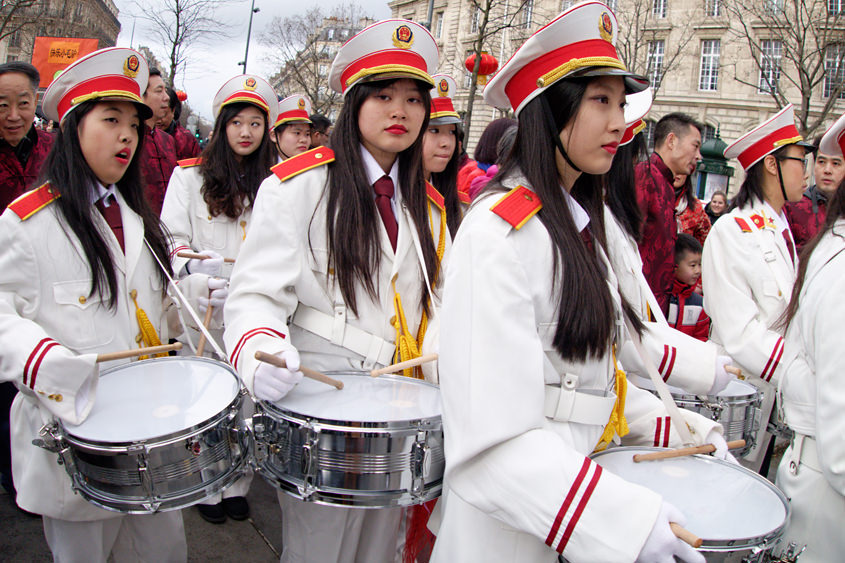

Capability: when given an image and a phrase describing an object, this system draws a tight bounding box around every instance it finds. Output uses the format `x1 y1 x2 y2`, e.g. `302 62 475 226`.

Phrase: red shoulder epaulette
458 190 471 205
734 217 752 233
426 182 445 211
271 147 335 182
8 183 59 220
490 185 542 229
177 157 202 168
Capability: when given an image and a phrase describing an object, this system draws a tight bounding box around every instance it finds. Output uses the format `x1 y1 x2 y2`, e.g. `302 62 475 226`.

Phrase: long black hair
200 101 275 219
40 100 171 309
427 122 462 237
605 133 646 240
318 77 437 316
486 77 641 362
781 176 845 330
731 145 792 211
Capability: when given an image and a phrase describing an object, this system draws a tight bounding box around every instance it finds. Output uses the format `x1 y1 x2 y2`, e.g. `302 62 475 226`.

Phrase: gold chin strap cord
390 200 447 379
594 345 630 453
130 289 167 359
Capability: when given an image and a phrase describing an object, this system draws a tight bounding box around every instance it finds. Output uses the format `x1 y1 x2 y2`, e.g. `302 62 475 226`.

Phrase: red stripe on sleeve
29 341 59 389
557 465 603 553
230 327 286 369
23 338 52 386
658 344 669 375
662 416 671 447
765 340 784 382
653 416 662 447
546 457 590 547
760 337 783 381
663 347 677 381
169 245 190 258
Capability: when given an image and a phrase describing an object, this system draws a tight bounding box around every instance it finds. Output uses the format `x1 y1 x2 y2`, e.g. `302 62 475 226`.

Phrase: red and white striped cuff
230 327 286 369
653 416 671 447
545 457 603 554
23 337 59 389
169 245 191 259
760 337 784 382
658 345 677 382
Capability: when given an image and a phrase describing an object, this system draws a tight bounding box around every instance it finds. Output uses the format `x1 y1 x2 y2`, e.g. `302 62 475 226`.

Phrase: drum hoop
260 371 442 430
63 357 243 449
590 447 790 551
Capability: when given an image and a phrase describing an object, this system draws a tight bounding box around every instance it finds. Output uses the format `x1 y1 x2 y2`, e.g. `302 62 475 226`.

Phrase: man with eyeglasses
785 134 844 252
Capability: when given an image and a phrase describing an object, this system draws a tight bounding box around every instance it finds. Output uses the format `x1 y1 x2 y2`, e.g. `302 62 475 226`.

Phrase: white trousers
42 511 186 563
278 492 401 563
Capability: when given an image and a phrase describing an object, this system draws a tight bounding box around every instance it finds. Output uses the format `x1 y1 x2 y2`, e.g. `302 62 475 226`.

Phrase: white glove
637 502 705 563
253 349 303 402
705 429 738 464
187 249 223 277
708 355 735 395
199 277 228 310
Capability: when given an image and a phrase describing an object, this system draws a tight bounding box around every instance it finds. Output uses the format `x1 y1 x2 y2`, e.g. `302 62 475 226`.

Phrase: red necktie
96 194 124 254
374 175 398 252
580 224 594 253
782 229 795 265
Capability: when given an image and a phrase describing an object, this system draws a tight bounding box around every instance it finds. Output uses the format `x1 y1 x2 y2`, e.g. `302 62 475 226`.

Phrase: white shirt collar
762 200 790 234
360 144 400 189
563 187 591 232
91 182 118 206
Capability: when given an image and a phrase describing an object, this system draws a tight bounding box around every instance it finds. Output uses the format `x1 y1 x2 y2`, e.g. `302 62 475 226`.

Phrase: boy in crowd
668 234 710 341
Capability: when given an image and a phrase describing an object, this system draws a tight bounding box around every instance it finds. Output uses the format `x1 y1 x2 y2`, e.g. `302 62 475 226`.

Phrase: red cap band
56 75 141 122
736 124 802 170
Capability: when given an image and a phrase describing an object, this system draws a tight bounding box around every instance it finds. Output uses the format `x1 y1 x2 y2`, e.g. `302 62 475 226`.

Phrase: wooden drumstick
96 342 182 363
725 365 744 380
370 354 438 377
195 305 214 356
632 440 746 463
176 251 236 264
670 523 703 549
254 351 344 390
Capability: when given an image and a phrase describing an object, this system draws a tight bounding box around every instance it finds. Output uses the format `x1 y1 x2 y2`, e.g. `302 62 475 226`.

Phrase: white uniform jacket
161 163 252 349
431 180 720 563
604 206 718 394
223 159 449 389
702 199 796 383
775 218 845 562
0 187 169 520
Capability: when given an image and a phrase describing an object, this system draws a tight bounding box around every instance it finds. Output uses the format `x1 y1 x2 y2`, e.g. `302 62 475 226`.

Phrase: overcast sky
112 0 392 121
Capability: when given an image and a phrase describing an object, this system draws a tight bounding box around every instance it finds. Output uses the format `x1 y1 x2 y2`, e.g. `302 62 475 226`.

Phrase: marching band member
432 4 723 561
776 111 845 563
604 91 734 396
0 48 185 562
269 94 313 162
160 74 277 524
223 19 448 562
423 74 464 236
702 104 814 472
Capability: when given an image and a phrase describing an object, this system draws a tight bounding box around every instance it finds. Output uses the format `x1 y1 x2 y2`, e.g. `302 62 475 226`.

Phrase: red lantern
464 52 499 76
176 90 188 102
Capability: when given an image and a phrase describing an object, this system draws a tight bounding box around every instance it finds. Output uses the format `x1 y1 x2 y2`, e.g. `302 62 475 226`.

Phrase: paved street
0 475 285 562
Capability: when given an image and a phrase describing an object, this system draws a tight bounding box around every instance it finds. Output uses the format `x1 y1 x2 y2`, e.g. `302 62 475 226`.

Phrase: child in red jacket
668 234 711 341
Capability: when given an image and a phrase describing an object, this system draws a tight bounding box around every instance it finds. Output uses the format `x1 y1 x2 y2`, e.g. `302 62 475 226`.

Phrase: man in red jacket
140 68 177 215
636 113 702 315
0 61 54 505
160 87 200 161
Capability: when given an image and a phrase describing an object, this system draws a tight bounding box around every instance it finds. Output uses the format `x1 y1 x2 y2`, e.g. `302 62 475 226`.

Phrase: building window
704 0 721 16
766 0 784 14
327 28 334 40
699 39 720 91
318 64 328 77
434 12 444 38
758 40 782 94
653 0 667 18
830 0 844 15
702 124 717 143
470 7 480 33
5 55 18 63
465 50 475 88
647 40 664 85
824 44 845 98
644 120 656 151
521 0 534 28
604 0 618 10
8 30 20 48
561 0 575 9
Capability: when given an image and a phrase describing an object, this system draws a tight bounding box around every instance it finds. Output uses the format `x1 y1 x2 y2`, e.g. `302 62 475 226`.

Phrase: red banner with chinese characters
31 37 99 87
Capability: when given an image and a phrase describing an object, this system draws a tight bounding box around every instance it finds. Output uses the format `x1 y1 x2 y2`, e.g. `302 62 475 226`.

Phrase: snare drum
39 357 248 513
631 376 761 456
252 372 444 508
591 447 789 562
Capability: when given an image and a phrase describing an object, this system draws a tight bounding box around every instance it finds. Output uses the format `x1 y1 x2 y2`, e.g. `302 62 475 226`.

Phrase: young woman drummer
160 74 277 524
423 74 463 237
776 111 845 563
431 4 727 561
223 19 448 562
0 48 185 561
702 104 814 473
269 94 313 162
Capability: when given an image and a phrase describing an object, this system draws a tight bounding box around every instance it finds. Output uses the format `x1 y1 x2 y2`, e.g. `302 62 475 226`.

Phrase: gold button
135 333 143 344
328 268 335 276
315 152 322 158
78 296 87 304
54 394 63 402
130 289 137 299
240 220 246 227
389 315 397 325
208 215 213 221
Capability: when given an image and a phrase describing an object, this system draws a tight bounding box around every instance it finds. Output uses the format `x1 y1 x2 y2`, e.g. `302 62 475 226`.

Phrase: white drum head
274 373 441 422
592 448 786 544
66 357 239 442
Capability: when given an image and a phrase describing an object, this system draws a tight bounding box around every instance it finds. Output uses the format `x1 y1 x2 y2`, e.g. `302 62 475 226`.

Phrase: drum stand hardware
411 428 433 501
766 541 805 562
35 421 77 474
298 422 320 501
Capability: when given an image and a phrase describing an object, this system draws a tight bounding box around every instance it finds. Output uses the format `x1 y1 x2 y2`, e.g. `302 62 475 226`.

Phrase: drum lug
702 399 724 418
35 422 77 475
298 424 319 501
411 429 431 500
136 453 159 511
